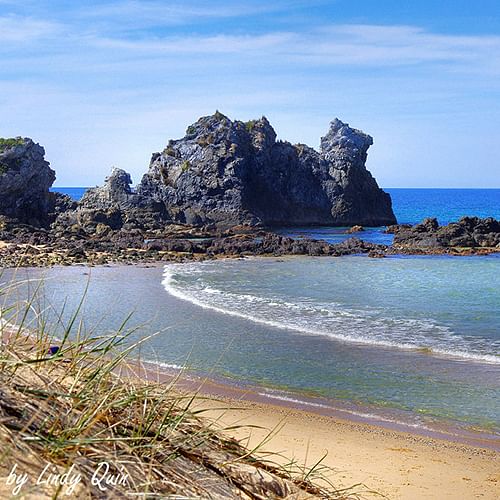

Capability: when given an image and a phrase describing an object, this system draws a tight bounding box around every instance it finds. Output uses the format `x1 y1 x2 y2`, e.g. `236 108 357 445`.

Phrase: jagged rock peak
177 111 277 148
136 112 396 227
79 167 135 210
320 118 373 163
105 167 133 193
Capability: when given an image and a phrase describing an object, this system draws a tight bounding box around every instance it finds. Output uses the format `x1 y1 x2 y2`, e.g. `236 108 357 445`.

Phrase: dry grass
0 275 369 499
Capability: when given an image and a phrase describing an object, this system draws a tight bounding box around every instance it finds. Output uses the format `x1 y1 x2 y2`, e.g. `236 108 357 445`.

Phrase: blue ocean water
386 188 500 225
51 187 89 200
5 186 498 442
276 188 500 244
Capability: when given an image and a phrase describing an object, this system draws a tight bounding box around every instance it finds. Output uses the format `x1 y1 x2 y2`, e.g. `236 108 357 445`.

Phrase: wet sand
1 327 498 499
128 361 500 499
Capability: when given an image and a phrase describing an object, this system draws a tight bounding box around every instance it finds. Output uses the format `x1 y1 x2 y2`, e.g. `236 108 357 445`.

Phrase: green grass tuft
245 120 257 132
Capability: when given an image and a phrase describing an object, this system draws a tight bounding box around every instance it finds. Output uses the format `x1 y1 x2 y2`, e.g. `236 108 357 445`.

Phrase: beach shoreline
124 360 500 499
133 360 500 451
1 323 499 498
196 395 500 499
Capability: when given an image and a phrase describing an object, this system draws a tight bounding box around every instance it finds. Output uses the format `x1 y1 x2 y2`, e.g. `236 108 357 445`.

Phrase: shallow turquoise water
3 255 499 436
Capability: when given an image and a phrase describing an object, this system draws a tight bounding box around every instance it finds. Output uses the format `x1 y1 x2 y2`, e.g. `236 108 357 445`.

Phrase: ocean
15 187 499 443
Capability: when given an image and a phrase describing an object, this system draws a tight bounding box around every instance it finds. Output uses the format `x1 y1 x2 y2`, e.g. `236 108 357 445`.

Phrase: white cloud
0 15 61 42
80 23 500 73
1 14 499 187
93 32 294 54
76 0 289 27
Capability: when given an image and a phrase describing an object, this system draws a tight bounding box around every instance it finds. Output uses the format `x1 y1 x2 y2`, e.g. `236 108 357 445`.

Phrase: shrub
186 125 196 135
245 120 257 133
181 160 191 172
197 134 214 147
0 137 24 152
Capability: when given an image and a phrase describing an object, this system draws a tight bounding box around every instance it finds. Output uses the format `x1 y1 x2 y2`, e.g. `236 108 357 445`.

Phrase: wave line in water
162 264 499 365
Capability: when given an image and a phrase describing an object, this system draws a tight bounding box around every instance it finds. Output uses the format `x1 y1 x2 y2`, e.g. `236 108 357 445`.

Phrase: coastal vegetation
0 137 25 153
245 119 257 132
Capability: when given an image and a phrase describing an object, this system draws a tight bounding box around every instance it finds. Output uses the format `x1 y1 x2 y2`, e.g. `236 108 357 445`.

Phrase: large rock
79 168 139 211
0 138 56 225
392 217 500 249
56 167 167 233
137 112 396 228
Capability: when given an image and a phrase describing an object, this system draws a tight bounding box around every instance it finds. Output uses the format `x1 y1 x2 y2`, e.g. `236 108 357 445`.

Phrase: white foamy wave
162 264 500 365
256 390 438 432
143 359 185 371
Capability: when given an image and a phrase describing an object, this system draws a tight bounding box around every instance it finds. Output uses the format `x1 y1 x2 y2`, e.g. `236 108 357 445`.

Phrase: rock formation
54 167 166 234
0 112 396 235
391 217 500 249
137 112 396 228
79 167 137 211
0 138 56 226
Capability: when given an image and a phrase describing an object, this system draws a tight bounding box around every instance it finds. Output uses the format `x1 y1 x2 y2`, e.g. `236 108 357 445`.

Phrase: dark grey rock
80 168 138 211
392 217 500 248
0 138 56 226
57 167 168 234
137 112 396 228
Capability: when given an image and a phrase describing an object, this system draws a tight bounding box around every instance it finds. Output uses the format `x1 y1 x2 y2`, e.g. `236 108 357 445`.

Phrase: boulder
346 225 364 233
79 168 139 211
58 167 168 234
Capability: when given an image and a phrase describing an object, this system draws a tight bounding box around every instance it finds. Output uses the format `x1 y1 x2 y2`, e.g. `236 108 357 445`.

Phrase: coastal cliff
137 112 396 227
1 118 498 267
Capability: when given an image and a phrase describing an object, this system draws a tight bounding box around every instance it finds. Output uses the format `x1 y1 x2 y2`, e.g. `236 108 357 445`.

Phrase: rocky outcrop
0 138 56 226
392 217 500 249
80 168 141 211
55 168 167 234
142 233 385 257
137 112 396 228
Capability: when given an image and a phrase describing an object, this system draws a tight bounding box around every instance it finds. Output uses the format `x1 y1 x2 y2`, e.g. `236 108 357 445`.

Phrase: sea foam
162 262 500 365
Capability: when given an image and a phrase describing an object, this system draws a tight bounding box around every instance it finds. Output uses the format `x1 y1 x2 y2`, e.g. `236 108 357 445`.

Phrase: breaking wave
162 262 500 365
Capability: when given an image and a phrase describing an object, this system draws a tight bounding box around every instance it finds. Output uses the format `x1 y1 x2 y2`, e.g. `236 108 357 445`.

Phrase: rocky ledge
1 216 498 267
388 217 500 251
0 138 56 226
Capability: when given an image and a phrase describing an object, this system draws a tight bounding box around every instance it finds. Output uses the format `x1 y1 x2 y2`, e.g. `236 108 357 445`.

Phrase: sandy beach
1 325 499 498
195 392 499 499
120 359 499 499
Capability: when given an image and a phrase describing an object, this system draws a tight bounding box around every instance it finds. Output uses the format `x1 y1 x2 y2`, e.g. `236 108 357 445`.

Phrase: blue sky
1 1 499 187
